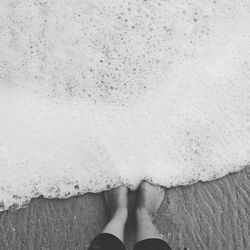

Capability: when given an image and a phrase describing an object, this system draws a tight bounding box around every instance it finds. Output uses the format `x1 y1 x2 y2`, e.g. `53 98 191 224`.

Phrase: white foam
0 0 250 211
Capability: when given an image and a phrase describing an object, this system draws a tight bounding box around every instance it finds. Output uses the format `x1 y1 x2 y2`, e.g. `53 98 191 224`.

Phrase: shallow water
0 0 250 211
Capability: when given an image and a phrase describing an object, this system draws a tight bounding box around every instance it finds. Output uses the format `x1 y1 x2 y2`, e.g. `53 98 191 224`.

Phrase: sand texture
0 166 249 250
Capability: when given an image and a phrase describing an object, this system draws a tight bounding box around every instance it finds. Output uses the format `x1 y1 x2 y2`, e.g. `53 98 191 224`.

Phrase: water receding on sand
0 0 250 211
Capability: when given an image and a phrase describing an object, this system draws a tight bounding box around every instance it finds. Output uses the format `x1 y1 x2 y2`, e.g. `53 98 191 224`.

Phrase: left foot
104 186 128 220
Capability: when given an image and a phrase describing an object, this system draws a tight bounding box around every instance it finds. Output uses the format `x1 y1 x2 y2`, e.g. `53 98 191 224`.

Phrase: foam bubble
0 0 250 211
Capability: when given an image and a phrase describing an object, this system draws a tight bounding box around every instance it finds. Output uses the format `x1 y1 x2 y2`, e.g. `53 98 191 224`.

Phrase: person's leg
134 181 172 250
89 186 128 250
102 186 128 241
135 181 164 242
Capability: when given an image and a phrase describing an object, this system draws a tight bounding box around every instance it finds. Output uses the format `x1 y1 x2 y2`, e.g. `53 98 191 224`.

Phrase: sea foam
0 0 250 211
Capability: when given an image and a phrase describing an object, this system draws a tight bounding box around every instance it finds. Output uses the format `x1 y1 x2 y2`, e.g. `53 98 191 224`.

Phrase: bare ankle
136 207 154 222
111 207 128 222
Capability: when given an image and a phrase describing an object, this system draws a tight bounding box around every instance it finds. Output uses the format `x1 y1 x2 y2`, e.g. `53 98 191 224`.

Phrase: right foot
136 181 165 221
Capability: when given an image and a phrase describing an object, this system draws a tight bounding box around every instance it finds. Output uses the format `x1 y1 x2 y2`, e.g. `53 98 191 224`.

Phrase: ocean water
0 0 250 211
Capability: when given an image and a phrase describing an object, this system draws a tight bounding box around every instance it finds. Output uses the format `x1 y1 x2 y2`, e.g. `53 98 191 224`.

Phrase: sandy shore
0 166 249 250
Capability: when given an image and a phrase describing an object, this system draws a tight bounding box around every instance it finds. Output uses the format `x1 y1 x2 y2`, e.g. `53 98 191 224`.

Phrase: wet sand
0 166 249 250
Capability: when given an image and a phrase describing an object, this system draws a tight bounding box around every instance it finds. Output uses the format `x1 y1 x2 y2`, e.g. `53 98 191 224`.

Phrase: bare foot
104 186 128 220
136 181 165 221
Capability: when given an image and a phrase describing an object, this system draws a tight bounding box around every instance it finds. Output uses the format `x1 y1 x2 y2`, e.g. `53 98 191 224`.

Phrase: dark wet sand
0 166 250 250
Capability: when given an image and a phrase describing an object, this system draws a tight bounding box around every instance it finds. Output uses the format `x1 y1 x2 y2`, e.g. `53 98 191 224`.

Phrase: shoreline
0 166 249 249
